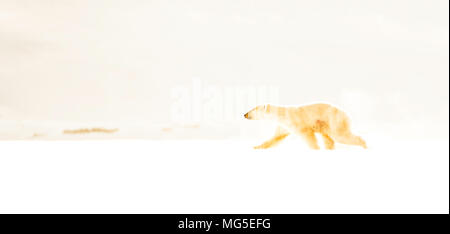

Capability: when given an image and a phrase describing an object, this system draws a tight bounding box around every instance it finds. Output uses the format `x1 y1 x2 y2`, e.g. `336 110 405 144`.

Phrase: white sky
0 1 448 135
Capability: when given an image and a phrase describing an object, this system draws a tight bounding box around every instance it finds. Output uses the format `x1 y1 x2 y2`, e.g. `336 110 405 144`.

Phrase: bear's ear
264 104 270 112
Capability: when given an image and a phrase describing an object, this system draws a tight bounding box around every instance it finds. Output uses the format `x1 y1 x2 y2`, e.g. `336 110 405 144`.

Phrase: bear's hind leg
334 133 367 149
331 116 367 149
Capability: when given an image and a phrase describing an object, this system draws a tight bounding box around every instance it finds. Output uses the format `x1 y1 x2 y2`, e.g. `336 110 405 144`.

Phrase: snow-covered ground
0 136 448 213
1 114 448 213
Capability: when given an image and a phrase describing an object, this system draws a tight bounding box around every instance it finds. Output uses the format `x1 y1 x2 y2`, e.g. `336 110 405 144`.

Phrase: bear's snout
244 112 249 119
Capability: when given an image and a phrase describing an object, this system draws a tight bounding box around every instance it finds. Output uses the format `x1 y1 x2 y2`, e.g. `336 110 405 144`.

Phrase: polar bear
244 103 367 150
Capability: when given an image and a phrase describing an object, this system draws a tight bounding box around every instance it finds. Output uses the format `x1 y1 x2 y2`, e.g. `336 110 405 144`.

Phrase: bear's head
244 104 271 120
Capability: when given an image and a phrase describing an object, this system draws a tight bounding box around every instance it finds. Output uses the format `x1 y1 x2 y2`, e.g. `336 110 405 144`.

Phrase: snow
0 137 448 213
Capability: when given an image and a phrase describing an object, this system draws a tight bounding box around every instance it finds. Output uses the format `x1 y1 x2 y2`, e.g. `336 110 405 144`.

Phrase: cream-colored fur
244 103 367 150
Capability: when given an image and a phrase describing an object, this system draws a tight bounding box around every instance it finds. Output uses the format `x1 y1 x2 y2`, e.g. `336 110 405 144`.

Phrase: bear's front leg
254 126 289 149
321 133 335 150
298 129 320 150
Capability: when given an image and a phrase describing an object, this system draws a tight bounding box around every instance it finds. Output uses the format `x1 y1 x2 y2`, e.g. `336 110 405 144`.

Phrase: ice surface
0 137 448 213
